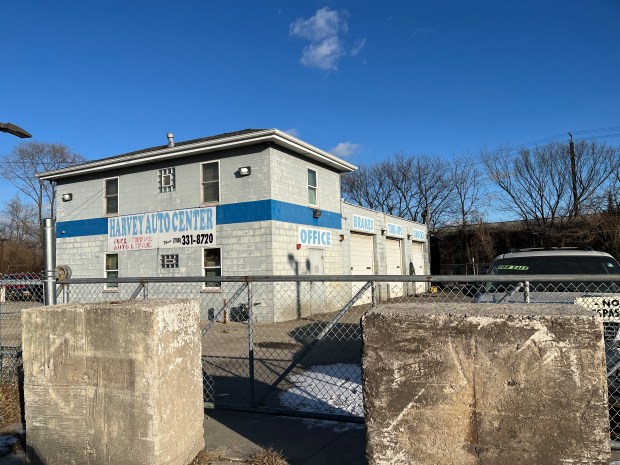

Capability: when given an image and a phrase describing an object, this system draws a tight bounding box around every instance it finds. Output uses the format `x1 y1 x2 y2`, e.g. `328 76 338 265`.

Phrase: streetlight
0 122 31 138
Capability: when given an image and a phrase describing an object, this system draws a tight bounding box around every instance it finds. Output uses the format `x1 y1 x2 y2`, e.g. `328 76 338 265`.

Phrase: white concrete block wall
270 147 341 213
57 146 273 221
269 220 345 321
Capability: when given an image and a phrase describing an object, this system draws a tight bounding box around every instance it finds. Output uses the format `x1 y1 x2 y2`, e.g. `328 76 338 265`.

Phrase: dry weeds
244 448 289 465
190 447 289 465
0 382 21 428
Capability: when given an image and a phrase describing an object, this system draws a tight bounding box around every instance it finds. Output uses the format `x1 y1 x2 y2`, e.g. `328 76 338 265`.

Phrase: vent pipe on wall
167 133 175 147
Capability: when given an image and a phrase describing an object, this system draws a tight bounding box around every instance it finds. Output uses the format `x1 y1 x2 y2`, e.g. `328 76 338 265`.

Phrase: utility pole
568 133 579 216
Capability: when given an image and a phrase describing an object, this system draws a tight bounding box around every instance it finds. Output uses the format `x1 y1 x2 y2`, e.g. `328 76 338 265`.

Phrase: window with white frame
203 247 221 288
201 161 220 203
161 254 179 269
158 167 175 192
105 253 118 289
105 178 119 215
307 168 318 206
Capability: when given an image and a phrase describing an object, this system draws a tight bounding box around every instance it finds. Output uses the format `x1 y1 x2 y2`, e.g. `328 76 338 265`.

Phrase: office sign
298 226 332 248
108 207 216 251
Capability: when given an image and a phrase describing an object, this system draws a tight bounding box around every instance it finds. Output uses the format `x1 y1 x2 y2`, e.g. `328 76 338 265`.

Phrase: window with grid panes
307 168 318 206
105 178 118 214
158 168 175 192
105 253 118 289
161 254 179 269
201 161 220 203
203 247 221 288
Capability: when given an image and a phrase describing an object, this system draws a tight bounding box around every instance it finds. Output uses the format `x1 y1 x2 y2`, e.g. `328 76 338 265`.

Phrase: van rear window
491 256 620 275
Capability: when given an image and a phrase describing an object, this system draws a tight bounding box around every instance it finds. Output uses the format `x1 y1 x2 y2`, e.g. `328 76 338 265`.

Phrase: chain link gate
3 274 620 440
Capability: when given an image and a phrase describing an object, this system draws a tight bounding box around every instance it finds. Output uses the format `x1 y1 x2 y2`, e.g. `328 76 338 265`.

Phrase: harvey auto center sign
108 207 216 251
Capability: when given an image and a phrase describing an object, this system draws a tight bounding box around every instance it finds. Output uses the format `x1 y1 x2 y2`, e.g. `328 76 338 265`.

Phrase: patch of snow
300 418 365 432
279 363 363 416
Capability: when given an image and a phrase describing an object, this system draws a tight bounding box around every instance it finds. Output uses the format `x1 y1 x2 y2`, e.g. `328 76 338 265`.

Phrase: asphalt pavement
3 411 620 464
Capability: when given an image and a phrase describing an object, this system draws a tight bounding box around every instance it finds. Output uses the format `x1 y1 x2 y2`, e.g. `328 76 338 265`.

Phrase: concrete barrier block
22 299 204 465
362 303 610 465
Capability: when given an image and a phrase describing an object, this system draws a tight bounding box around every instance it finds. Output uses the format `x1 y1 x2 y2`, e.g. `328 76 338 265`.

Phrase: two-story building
38 129 428 321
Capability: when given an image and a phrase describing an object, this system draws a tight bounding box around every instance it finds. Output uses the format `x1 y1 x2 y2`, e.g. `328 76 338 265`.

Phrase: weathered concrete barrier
22 300 204 465
362 303 610 465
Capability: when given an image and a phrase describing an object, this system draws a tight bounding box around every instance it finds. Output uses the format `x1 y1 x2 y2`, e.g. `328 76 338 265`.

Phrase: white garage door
386 238 404 298
350 233 374 305
411 241 426 294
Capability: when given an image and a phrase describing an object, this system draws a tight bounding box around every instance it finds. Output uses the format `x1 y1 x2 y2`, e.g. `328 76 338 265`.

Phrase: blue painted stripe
57 218 108 238
57 200 342 238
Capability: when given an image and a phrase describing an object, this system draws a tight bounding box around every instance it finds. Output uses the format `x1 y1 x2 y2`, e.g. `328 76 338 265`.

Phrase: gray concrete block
22 299 204 465
362 303 610 465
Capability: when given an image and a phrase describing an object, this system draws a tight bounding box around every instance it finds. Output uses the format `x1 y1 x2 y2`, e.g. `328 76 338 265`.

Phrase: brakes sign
575 296 620 320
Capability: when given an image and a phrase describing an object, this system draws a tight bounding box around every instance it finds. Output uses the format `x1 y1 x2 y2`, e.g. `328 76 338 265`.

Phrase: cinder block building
39 129 428 321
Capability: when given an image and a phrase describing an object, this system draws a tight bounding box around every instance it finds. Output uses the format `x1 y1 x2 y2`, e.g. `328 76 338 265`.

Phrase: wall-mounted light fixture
407 234 412 240
339 234 345 242
313 209 322 218
381 229 386 235
239 166 251 176
62 193 73 202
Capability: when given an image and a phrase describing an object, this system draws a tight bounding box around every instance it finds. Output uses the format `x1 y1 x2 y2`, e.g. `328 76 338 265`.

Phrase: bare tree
0 195 41 273
570 140 620 214
341 163 397 213
1 141 85 232
410 155 455 229
446 154 488 267
1 195 39 243
483 141 620 233
342 153 456 229
450 154 486 227
483 143 569 231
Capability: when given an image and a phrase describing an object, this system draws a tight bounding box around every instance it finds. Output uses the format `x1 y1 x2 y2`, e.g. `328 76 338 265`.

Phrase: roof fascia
38 129 357 181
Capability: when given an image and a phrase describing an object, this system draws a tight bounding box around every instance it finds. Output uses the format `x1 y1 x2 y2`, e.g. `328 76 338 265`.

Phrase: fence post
371 281 377 308
42 218 57 306
247 281 256 408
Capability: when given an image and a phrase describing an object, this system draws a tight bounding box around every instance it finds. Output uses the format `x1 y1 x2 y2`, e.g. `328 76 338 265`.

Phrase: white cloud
330 142 360 158
300 36 345 71
284 128 300 138
290 7 346 42
350 38 366 57
290 7 363 71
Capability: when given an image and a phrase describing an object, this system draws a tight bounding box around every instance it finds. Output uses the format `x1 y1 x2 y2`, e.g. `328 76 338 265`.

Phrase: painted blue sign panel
298 226 332 248
108 207 216 251
411 228 427 242
352 214 375 233
386 222 404 237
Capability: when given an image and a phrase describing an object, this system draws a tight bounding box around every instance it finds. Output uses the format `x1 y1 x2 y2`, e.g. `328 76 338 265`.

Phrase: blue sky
1 0 619 208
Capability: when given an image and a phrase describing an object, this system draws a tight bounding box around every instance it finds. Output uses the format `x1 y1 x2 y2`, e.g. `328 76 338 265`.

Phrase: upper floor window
158 167 175 193
201 161 220 203
307 168 318 206
105 178 119 215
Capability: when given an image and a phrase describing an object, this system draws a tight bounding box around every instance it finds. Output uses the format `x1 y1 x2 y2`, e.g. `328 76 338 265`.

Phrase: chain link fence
2 273 620 436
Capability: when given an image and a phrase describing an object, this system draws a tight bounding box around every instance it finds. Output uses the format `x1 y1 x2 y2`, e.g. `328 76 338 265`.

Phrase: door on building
308 248 325 315
350 233 374 305
385 238 404 299
411 241 426 295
